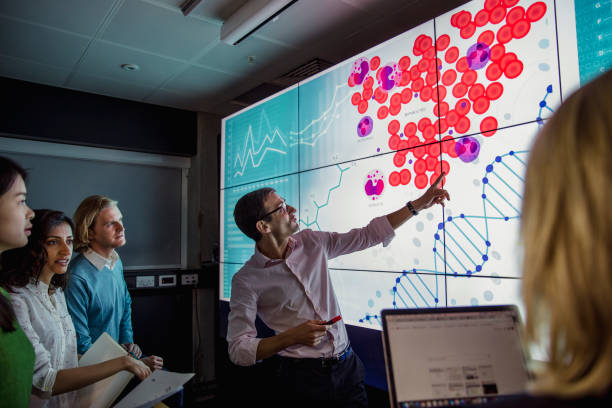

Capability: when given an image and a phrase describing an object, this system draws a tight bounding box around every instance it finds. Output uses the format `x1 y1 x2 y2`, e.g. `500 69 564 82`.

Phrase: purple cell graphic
364 170 385 200
455 136 481 163
357 116 374 138
377 63 401 91
351 58 369 85
466 42 491 70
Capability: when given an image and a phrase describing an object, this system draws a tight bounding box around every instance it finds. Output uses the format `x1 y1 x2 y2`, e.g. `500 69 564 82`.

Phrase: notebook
381 305 530 407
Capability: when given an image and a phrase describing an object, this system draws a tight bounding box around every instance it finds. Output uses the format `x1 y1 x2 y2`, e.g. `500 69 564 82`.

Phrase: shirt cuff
229 337 262 367
35 366 57 394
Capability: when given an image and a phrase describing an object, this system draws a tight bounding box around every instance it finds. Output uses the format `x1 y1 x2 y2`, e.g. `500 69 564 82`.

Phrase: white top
83 248 119 271
11 280 79 408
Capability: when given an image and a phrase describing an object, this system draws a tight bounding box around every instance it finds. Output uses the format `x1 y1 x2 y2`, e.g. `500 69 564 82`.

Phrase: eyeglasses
258 199 287 221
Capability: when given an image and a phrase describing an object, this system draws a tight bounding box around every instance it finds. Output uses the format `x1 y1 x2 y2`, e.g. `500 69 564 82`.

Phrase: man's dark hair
233 188 275 242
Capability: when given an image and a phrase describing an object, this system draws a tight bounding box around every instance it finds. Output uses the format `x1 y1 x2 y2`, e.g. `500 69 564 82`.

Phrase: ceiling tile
161 64 242 97
196 35 291 77
0 55 71 87
0 0 115 36
74 40 186 88
68 72 158 102
0 16 90 69
102 0 220 61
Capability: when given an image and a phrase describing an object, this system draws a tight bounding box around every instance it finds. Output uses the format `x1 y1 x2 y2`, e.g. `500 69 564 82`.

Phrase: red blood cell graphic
399 56 411 70
397 140 409 150
413 146 426 159
400 71 411 86
478 30 495 45
502 0 520 7
374 87 388 103
434 101 450 117
480 116 498 136
388 119 400 134
468 83 485 101
415 174 429 189
400 169 412 185
410 66 420 80
424 48 436 59
445 47 460 63
351 92 361 105
526 2 547 22
461 22 477 39
428 59 438 74
407 136 420 148
500 52 517 70
456 57 469 72
497 24 513 43
512 19 531 39
486 82 504 100
404 122 417 136
486 62 503 80
358 100 369 114
389 172 401 186
417 58 429 72
370 56 381 70
473 95 490 114
430 172 444 186
436 34 451 50
389 104 402 116
401 88 413 104
364 76 374 89
348 75 355 87
506 6 525 25
416 35 433 53
388 134 400 150
455 11 472 28
426 72 437 86
475 10 490 27
414 159 427 174
377 105 388 119
412 77 424 91
489 6 507 24
446 110 459 126
441 160 450 174
435 118 449 134
462 70 478 86
504 60 523 78
390 93 402 106
490 44 505 61
426 156 439 171
442 69 457 86
455 116 471 134
484 0 499 12
453 82 468 97
423 125 436 140
428 143 442 157
394 152 406 167
445 139 459 158
418 117 432 131
456 98 471 116
420 86 433 101
362 87 373 100
432 85 447 102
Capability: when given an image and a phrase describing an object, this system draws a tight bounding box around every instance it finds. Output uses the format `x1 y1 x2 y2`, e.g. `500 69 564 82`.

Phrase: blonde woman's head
73 195 118 253
521 69 612 397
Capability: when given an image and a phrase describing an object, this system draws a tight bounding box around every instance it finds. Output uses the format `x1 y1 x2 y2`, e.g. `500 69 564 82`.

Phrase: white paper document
78 332 133 408
113 370 195 408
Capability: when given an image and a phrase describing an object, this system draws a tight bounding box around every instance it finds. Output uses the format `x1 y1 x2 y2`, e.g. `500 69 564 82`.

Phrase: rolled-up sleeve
11 295 57 394
320 215 395 259
226 274 261 366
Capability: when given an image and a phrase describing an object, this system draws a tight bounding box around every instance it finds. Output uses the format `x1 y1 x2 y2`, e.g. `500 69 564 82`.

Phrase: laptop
381 305 530 407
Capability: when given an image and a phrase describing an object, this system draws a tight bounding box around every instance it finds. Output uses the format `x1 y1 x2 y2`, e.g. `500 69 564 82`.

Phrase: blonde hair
73 195 118 253
521 69 612 397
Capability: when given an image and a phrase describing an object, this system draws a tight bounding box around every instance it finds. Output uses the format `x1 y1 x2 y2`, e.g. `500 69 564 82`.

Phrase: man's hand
121 343 142 359
414 172 450 210
140 355 164 371
287 320 329 347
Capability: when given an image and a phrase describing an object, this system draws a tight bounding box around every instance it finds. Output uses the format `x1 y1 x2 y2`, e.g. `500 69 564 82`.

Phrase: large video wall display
220 0 612 329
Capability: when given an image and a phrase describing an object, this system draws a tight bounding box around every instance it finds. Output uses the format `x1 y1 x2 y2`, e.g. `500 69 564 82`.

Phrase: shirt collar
83 248 119 271
252 236 298 267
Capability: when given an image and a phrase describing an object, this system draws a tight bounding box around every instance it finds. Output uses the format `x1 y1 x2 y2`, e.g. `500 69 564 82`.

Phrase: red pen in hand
325 315 342 325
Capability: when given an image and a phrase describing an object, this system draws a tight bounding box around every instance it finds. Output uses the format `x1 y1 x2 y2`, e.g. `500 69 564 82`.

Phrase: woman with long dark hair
0 155 35 407
1 209 152 407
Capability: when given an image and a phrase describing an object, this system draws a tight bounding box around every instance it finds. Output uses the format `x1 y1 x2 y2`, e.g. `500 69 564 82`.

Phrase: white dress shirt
11 280 79 408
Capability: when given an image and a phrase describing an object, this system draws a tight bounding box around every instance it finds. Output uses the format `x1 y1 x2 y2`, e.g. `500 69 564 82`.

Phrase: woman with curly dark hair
1 209 152 408
0 155 35 408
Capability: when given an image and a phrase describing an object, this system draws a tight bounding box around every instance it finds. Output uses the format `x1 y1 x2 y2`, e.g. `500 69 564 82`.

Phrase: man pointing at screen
227 173 449 407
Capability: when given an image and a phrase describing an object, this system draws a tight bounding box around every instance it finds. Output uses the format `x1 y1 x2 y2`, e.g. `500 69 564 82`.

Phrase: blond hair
73 195 118 253
521 69 612 397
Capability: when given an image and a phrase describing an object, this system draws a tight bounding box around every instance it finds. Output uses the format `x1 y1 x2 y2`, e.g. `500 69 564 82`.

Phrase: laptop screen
382 306 529 407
